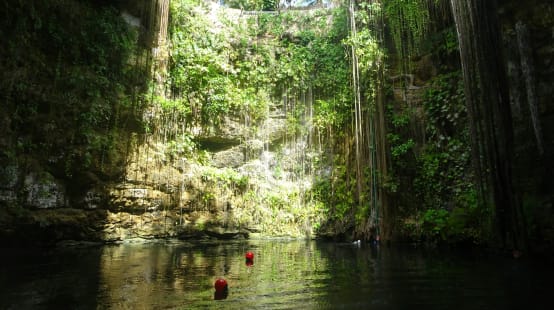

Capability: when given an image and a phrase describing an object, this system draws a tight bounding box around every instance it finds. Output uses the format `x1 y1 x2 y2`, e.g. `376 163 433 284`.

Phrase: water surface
0 240 550 309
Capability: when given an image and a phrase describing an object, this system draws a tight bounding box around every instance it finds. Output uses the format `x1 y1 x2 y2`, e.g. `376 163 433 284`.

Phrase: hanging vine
341 0 387 239
384 0 430 73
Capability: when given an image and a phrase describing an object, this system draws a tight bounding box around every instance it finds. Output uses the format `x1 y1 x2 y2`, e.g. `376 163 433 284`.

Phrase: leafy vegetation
225 0 277 11
384 0 430 65
0 0 146 187
168 0 273 129
389 69 483 243
0 0 517 246
164 0 356 236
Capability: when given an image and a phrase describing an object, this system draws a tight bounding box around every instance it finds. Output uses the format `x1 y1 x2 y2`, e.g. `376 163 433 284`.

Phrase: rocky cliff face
0 107 319 244
1 0 552 247
0 0 325 244
499 0 554 249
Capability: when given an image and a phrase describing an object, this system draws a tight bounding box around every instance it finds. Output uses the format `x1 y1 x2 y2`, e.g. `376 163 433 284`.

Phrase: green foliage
201 192 215 206
437 27 459 56
384 0 430 60
414 72 471 210
302 3 387 230
169 0 282 129
344 28 382 75
0 0 144 181
168 1 353 138
419 191 486 243
386 100 417 171
388 131 415 158
225 0 275 11
402 71 480 242
313 99 343 130
422 208 449 238
166 134 197 160
423 72 466 139
169 0 231 126
311 164 356 223
201 167 249 192
266 193 287 210
167 2 387 236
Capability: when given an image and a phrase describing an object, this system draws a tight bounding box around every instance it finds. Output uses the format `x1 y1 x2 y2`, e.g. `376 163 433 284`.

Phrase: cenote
1 240 551 309
1 0 553 309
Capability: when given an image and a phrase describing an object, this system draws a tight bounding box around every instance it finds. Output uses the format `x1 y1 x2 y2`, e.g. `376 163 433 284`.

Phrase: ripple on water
1 241 552 309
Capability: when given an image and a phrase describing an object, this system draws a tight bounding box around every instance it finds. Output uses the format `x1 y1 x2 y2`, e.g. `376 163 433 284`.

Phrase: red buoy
214 278 228 292
245 251 254 260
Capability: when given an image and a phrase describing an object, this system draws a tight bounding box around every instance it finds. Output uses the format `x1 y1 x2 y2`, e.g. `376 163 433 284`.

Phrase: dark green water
0 240 550 309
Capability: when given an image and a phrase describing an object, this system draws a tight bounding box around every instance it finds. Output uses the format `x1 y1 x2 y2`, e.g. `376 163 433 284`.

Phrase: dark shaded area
0 0 153 244
0 0 148 193
317 242 554 309
0 208 108 247
196 137 242 152
497 0 554 255
1 240 552 309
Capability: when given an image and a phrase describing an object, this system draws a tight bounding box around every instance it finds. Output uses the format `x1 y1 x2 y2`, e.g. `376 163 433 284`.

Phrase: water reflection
245 251 254 267
0 240 552 309
213 278 228 300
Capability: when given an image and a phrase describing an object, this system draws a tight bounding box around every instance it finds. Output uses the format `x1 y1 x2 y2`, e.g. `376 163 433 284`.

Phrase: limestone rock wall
499 0 554 249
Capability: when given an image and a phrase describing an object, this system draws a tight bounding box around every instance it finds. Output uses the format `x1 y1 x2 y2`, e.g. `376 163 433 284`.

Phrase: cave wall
498 0 554 250
1 0 552 248
0 1 329 245
379 0 553 249
0 0 159 245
